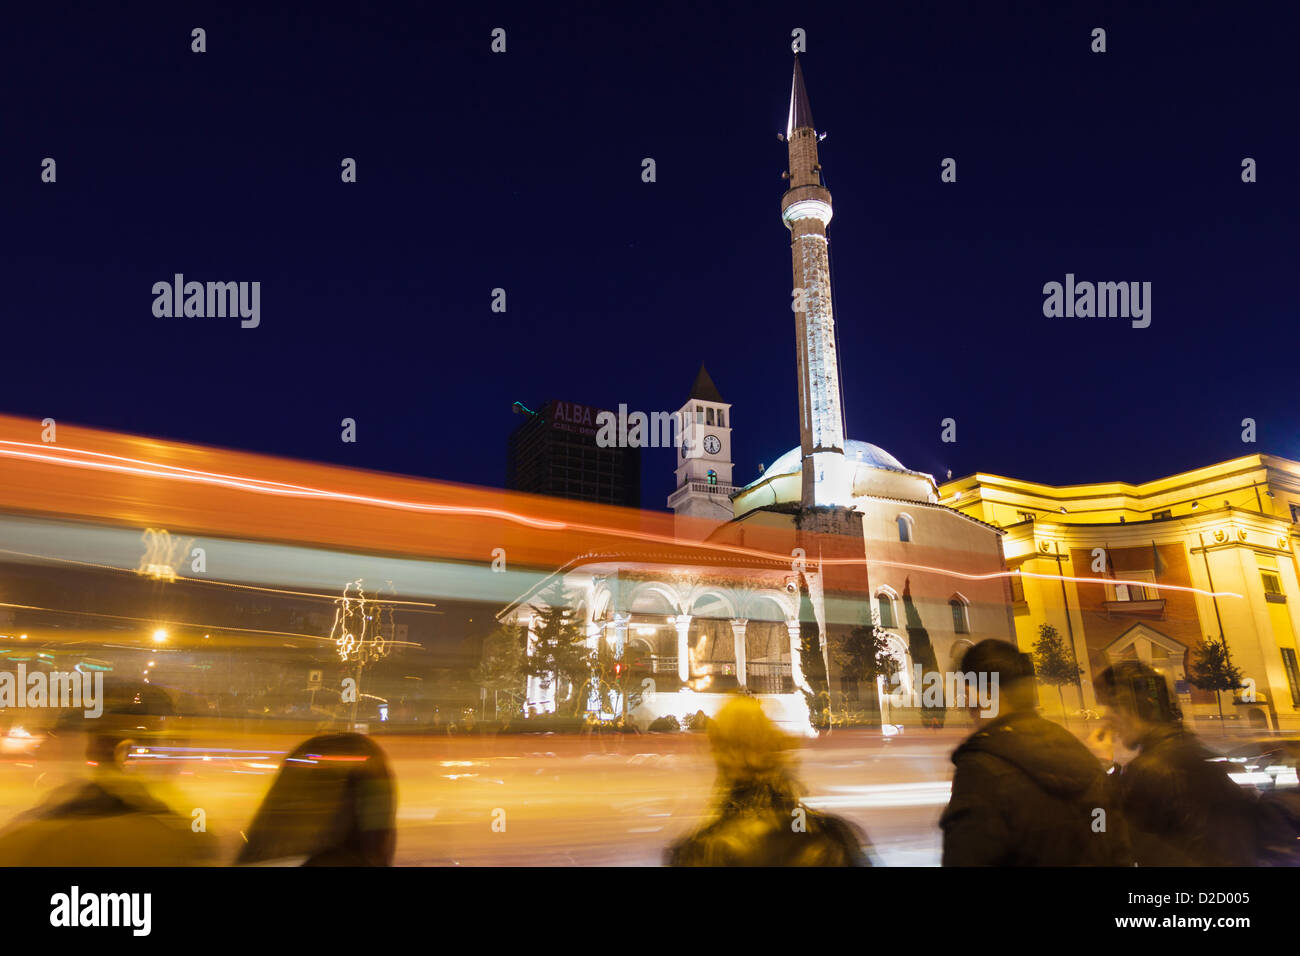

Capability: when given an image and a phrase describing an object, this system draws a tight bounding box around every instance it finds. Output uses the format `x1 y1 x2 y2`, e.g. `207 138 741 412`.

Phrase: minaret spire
781 57 849 508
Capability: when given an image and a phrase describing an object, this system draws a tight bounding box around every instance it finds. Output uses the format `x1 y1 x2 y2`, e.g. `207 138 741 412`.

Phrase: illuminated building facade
940 454 1300 731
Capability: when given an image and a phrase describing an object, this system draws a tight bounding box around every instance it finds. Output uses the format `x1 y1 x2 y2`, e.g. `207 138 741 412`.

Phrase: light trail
0 545 442 610
0 601 420 649
0 441 568 530
0 440 1245 602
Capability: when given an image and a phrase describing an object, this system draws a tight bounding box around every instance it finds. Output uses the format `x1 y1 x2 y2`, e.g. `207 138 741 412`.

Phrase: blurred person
1094 661 1257 866
0 680 220 866
237 733 396 866
666 695 872 866
940 639 1130 866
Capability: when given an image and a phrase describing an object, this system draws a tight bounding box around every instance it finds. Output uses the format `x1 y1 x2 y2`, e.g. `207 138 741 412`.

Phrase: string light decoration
330 579 395 666
136 528 192 582
329 579 395 724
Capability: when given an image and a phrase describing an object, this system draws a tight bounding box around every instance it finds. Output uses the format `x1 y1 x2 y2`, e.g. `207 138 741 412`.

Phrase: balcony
665 481 738 512
1102 598 1166 619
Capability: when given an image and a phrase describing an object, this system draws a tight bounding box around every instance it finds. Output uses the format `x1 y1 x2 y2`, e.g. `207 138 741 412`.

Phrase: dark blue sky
5 0 1297 509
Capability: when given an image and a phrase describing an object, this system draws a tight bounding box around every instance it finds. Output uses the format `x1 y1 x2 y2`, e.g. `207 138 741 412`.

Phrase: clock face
703 434 721 455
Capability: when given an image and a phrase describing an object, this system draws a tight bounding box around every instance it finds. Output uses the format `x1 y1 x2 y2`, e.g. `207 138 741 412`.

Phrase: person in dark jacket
666 695 872 866
940 639 1131 866
238 733 397 866
0 681 220 866
1094 661 1257 866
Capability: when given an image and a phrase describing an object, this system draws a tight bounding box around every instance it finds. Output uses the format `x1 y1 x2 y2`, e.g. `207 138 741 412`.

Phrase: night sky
5 1 1297 510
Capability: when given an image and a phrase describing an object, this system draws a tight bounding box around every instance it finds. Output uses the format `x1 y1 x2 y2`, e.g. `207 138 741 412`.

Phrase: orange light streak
0 438 1245 603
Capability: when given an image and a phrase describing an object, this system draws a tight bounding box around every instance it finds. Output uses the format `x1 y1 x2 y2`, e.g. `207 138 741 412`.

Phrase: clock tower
667 364 735 531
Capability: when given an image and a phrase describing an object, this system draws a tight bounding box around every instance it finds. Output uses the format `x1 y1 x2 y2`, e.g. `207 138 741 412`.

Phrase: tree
834 611 901 725
902 580 944 728
590 636 647 719
1032 623 1082 721
525 583 592 715
472 624 527 719
796 587 831 729
1187 634 1244 731
799 625 831 728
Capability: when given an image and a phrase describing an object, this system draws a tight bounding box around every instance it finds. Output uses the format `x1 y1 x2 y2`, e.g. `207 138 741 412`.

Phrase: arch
879 632 913 696
742 590 796 623
948 592 970 634
949 638 975 670
875 585 899 629
896 513 915 542
626 581 681 617
688 587 739 621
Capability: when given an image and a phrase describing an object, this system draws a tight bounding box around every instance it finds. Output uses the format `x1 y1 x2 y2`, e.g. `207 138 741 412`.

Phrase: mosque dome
732 438 938 517
761 439 907 479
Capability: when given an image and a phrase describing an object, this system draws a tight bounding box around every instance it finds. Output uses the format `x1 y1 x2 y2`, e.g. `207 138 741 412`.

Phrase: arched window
949 594 970 634
875 590 897 629
897 514 914 542
706 469 717 486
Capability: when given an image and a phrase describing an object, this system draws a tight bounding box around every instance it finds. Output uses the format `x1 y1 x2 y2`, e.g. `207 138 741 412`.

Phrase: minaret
781 56 850 509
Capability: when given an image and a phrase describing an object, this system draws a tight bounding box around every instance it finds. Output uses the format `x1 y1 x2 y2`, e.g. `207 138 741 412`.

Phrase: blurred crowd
0 639 1295 866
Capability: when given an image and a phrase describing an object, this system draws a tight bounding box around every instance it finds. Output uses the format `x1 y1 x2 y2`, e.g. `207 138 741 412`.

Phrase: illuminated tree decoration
330 579 395 666
136 528 192 582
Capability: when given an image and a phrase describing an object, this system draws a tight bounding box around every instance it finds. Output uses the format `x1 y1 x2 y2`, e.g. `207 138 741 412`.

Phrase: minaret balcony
781 184 832 219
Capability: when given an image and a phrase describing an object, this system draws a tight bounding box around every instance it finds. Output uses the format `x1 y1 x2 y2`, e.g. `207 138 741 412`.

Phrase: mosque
501 57 1017 733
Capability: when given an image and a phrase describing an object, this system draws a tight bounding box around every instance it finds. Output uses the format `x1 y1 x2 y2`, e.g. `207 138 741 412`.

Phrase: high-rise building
506 399 640 507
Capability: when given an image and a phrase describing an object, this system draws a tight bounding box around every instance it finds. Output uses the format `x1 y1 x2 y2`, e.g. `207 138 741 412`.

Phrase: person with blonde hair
666 695 872 866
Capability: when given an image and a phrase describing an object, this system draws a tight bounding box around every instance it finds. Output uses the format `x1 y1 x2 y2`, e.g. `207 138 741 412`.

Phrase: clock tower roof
687 363 725 405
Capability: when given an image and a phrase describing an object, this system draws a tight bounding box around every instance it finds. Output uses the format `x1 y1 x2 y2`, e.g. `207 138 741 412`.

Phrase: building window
1104 570 1156 602
876 592 896 629
950 596 970 634
1291 504 1300 524
1009 572 1026 604
1262 571 1285 602
706 408 714 425
706 469 717 486
717 410 726 427
695 405 704 424
897 514 914 542
1152 509 1172 521
1282 648 1300 707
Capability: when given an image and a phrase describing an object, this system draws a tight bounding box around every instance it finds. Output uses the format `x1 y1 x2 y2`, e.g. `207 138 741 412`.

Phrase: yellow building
939 454 1300 732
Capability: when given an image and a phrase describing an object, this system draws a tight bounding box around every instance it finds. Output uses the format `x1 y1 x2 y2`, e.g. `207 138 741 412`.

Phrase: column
730 619 748 688
786 618 811 694
676 614 692 683
525 617 543 714
612 612 630 657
